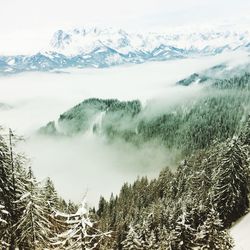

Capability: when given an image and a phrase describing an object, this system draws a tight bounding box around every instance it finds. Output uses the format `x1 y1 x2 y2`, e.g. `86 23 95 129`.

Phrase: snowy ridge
0 27 250 74
49 27 250 56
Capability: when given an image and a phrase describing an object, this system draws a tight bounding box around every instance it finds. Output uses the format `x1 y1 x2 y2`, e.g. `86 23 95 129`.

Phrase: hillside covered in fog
1 0 250 247
1 66 250 248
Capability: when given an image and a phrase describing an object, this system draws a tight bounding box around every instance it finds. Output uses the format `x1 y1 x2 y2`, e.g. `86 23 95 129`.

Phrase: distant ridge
0 27 250 74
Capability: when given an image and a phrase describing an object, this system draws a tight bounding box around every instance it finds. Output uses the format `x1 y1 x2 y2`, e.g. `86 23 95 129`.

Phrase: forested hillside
1 71 250 249
41 73 250 156
3 112 249 248
95 117 250 249
1 0 250 248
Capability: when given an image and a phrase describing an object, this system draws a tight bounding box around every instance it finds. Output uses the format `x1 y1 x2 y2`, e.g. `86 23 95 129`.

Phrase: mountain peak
0 26 250 74
48 26 250 56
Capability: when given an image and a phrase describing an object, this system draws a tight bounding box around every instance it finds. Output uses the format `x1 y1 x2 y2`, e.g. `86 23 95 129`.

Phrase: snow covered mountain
1 27 250 74
49 27 250 56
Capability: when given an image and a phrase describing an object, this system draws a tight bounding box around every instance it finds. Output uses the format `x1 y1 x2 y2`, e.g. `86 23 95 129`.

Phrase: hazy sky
0 0 249 54
1 0 250 32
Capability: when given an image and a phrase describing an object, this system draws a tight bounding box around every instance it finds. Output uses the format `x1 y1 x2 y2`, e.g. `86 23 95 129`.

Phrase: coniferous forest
1 72 250 249
1 0 250 248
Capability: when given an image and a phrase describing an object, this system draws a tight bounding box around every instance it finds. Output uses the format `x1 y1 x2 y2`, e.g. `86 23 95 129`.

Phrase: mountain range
1 27 250 74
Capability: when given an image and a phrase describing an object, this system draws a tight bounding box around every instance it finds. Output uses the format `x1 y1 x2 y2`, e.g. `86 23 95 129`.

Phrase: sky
0 0 250 54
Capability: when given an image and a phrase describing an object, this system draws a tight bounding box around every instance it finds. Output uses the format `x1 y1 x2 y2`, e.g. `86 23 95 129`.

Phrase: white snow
48 26 250 57
230 212 250 250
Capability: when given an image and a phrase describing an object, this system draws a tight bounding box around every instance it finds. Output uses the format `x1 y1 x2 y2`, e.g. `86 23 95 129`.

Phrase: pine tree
157 167 174 199
15 167 53 249
239 115 250 146
43 177 60 213
174 160 192 199
42 177 68 238
169 211 195 250
0 132 21 249
53 200 111 249
122 220 159 250
138 218 159 250
122 225 143 250
195 208 233 249
212 139 249 226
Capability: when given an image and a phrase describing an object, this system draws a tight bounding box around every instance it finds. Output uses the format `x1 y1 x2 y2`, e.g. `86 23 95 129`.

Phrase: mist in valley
0 52 246 205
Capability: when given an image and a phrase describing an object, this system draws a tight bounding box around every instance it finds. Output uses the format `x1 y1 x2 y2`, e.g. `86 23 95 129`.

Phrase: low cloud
0 52 245 205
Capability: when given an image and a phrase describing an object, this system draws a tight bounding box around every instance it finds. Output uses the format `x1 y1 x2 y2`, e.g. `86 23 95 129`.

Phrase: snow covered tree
156 167 175 199
122 221 159 250
195 208 233 249
53 200 111 249
172 160 194 201
41 177 70 238
122 225 143 250
0 131 21 249
138 218 159 249
122 209 173 250
168 211 195 250
212 139 249 226
15 167 53 249
239 115 250 146
43 177 60 213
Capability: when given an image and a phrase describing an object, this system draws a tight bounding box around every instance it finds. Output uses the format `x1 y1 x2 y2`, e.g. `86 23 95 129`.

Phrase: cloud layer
0 53 245 205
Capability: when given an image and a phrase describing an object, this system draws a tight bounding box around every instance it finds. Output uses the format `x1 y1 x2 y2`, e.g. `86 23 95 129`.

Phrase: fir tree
0 132 21 249
195 208 233 249
15 167 53 249
54 200 110 249
122 225 143 250
212 139 249 226
169 211 195 250
43 177 60 213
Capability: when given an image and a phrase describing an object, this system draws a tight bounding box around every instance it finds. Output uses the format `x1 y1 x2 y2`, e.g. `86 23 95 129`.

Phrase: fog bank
0 52 246 205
